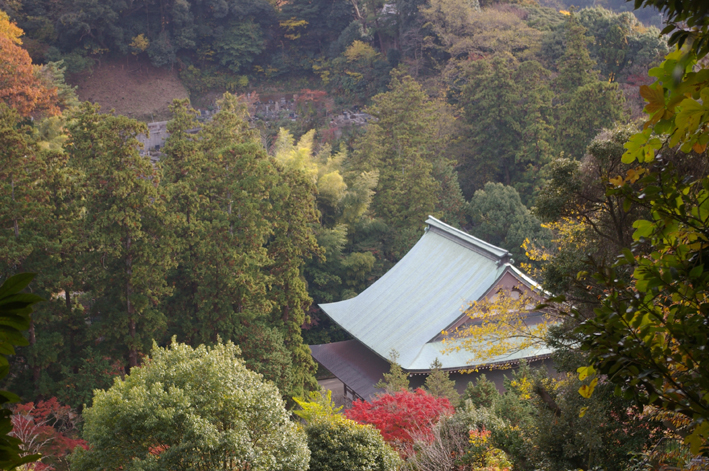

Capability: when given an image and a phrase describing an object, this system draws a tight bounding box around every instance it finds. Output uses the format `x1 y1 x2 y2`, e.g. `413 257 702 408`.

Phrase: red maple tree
345 388 454 456
10 398 87 470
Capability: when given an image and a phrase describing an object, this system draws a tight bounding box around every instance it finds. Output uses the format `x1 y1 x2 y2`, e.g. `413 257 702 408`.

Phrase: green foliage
68 102 177 368
463 374 501 409
631 0 709 56
0 93 321 405
571 43 709 454
528 375 654 471
44 48 93 74
235 323 295 396
0 274 42 469
293 388 343 423
468 182 551 264
450 363 655 471
39 61 79 110
70 339 310 471
0 105 41 274
554 13 628 159
421 0 543 77
458 54 555 202
279 0 353 56
0 103 94 399
161 95 276 346
623 49 709 161
160 96 320 400
178 65 248 94
577 7 667 80
557 81 627 159
576 160 709 454
13 0 278 69
55 348 124 411
273 128 382 309
535 126 643 293
375 350 410 394
351 72 463 256
304 417 402 471
555 14 597 96
215 21 264 73
423 358 460 407
319 41 391 104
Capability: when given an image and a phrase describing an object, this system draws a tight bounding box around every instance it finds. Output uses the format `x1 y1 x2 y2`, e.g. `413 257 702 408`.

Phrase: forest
0 0 708 468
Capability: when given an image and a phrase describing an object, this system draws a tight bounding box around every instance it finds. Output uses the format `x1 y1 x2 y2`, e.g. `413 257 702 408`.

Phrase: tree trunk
374 19 386 53
11 177 19 238
282 282 290 322
29 320 40 389
126 235 138 367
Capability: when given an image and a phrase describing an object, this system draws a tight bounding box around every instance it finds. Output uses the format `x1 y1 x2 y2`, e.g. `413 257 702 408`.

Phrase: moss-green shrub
70 340 310 471
305 418 402 471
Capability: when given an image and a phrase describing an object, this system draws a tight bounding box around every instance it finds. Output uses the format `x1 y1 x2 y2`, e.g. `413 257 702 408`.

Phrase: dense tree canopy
0 93 322 404
468 182 551 264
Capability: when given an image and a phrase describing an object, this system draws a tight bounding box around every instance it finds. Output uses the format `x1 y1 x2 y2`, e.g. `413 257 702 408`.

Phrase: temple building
310 216 553 401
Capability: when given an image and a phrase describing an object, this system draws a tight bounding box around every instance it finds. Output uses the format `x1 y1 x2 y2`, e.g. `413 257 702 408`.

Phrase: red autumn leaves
345 388 453 456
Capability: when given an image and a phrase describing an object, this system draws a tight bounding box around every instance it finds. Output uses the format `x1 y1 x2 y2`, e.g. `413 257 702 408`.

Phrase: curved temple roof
318 216 550 371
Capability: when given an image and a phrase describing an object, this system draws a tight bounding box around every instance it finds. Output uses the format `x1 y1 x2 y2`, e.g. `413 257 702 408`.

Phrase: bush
179 65 248 94
305 418 402 471
462 374 500 409
70 339 309 471
10 398 86 470
345 388 454 456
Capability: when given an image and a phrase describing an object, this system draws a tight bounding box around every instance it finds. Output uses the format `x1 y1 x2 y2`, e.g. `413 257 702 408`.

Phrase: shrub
305 418 402 471
414 403 511 471
462 374 500 409
70 339 309 471
10 398 86 470
293 389 342 423
345 388 454 455
179 65 248 94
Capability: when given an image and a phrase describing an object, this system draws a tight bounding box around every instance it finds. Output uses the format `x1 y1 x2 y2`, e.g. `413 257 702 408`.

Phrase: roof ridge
425 216 512 261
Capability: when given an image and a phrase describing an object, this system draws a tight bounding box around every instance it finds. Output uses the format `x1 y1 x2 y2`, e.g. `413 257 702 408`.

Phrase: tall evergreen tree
162 96 274 346
160 99 205 344
167 95 277 344
375 351 410 394
460 53 521 193
67 103 177 368
267 152 322 397
159 96 321 398
459 55 555 202
22 148 88 395
555 14 597 97
514 60 556 202
554 13 627 159
468 182 551 265
423 358 460 406
352 72 462 257
352 73 441 231
0 105 42 277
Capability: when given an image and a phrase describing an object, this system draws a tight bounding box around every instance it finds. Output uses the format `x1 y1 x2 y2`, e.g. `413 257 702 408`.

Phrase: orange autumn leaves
0 11 59 117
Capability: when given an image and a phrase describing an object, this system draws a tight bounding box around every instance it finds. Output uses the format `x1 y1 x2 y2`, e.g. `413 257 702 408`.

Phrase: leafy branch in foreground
631 0 709 57
573 45 709 455
0 273 43 469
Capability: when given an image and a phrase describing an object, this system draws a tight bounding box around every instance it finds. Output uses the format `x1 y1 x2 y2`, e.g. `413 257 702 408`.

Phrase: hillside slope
69 57 189 121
